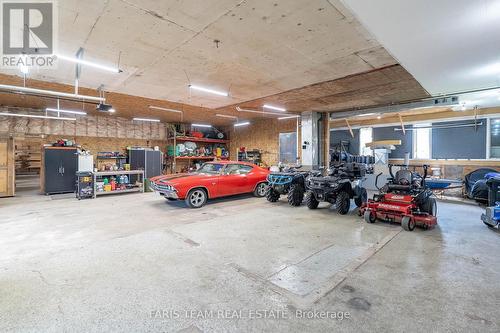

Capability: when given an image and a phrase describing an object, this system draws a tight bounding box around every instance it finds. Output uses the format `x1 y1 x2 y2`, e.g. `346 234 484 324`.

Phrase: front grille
153 183 176 192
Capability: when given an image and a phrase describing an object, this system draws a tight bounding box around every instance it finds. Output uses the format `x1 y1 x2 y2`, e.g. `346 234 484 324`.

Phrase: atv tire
287 184 304 207
305 191 319 209
354 187 368 208
336 190 351 215
266 188 281 202
421 197 437 216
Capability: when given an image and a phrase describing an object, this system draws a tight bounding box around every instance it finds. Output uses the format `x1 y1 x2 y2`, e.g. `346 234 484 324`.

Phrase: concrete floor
1 191 499 332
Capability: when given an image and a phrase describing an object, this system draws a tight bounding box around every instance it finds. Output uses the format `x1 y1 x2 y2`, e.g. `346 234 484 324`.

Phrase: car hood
150 173 214 186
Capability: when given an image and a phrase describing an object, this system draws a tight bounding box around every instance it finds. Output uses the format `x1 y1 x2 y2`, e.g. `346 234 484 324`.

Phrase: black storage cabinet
128 148 162 182
43 147 78 194
487 177 500 206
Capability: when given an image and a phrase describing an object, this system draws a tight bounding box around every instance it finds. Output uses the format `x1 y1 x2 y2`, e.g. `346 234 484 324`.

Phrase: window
224 164 253 175
490 118 500 158
197 163 223 174
224 164 240 175
413 124 431 159
359 128 373 156
238 165 253 174
279 132 297 164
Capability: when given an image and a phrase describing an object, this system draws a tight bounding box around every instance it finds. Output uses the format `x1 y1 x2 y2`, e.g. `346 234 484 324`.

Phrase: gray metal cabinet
43 147 78 194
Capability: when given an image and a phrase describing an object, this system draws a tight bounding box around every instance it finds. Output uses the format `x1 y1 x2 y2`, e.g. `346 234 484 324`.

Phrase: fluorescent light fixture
149 106 182 113
0 112 76 121
133 117 160 122
355 113 377 117
56 54 122 73
278 115 300 120
216 114 238 119
236 106 291 117
46 108 86 115
192 123 212 128
234 122 250 127
0 84 104 102
189 85 228 97
108 108 116 113
263 104 286 112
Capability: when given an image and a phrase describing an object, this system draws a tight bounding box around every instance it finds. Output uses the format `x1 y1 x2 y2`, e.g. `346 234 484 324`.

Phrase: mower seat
387 169 413 192
387 184 411 192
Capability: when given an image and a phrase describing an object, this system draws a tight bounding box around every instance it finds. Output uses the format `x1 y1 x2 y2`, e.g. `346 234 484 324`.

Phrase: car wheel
266 187 281 202
354 187 368 208
336 190 350 215
254 182 268 197
185 188 207 208
305 191 319 209
287 184 304 206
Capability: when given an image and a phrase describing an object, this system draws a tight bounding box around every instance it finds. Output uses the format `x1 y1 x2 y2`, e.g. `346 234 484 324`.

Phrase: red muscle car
150 161 270 208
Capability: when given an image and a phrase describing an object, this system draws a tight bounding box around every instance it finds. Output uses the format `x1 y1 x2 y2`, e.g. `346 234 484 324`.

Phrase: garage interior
1 1 500 332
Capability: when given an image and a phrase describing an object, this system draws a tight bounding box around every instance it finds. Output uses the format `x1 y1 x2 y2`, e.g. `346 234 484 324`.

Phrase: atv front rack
267 174 294 186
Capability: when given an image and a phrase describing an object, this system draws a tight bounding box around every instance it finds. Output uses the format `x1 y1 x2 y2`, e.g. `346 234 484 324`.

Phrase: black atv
305 163 368 215
266 166 321 206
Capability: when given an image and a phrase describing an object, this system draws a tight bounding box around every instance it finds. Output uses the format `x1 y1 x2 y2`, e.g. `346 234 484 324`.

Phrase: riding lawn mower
360 164 438 231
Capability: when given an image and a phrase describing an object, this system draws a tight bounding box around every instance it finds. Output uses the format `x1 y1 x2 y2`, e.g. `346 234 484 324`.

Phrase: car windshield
196 163 224 174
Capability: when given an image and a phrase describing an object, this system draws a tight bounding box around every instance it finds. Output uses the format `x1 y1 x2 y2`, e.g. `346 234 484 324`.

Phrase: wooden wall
390 159 500 180
0 107 169 140
229 118 299 167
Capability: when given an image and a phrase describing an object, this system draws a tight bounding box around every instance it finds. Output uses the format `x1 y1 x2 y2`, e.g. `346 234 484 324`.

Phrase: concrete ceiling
341 0 500 95
0 0 400 109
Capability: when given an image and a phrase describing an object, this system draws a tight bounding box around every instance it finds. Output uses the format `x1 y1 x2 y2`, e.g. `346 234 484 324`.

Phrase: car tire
336 190 350 215
354 187 368 208
305 191 319 209
185 188 208 208
253 182 268 197
287 184 304 206
266 188 281 202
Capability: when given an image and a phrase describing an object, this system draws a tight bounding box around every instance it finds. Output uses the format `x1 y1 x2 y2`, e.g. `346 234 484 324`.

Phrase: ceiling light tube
0 84 104 102
355 113 378 117
56 54 122 73
216 114 238 119
46 108 87 115
278 115 300 120
236 106 291 117
192 123 212 128
263 104 286 112
149 106 182 113
189 85 228 97
0 112 76 121
133 118 160 122
234 122 250 127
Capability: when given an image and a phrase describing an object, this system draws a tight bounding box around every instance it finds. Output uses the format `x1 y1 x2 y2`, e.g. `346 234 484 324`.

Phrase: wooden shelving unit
167 133 230 173
15 139 42 175
170 136 229 144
